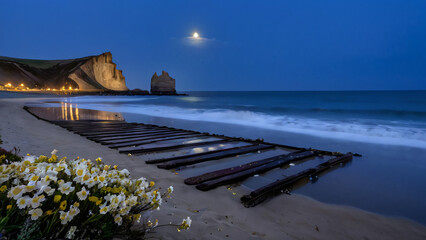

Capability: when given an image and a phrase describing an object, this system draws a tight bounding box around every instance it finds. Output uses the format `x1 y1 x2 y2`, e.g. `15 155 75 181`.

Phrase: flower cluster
0 150 191 239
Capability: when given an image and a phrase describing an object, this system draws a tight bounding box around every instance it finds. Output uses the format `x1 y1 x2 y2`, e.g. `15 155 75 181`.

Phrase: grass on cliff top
0 55 93 69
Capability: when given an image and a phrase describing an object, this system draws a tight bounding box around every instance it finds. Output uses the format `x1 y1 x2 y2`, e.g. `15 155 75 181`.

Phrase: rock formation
150 70 176 95
0 52 128 91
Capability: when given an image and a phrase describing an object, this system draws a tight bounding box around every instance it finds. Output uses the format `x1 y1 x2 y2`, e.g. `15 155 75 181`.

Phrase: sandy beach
1 97 426 240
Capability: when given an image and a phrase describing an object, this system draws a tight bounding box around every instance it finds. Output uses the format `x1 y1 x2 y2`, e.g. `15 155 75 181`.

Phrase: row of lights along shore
3 83 79 91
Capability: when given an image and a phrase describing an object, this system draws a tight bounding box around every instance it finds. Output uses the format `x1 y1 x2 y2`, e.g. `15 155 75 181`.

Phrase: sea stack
0 52 128 91
150 70 177 95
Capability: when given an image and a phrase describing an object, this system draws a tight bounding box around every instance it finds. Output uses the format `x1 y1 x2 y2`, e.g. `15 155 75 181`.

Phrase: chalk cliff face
150 71 176 94
0 52 128 91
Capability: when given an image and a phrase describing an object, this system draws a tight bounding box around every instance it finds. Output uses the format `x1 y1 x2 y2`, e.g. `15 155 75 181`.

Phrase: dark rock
150 70 177 95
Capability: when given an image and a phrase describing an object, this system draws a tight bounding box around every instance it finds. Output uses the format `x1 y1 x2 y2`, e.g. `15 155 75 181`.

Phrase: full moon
193 32 199 38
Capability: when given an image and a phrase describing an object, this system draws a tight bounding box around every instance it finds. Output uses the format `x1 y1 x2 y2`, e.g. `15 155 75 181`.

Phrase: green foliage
0 148 21 164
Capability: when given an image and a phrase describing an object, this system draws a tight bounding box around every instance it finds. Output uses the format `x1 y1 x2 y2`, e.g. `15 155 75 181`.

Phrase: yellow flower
103 165 110 171
46 210 53 215
73 202 80 207
149 181 155 187
0 185 7 192
6 204 12 210
54 195 62 203
88 196 99 203
59 200 67 210
38 155 48 162
96 199 102 206
113 165 118 170
48 154 57 163
96 157 102 163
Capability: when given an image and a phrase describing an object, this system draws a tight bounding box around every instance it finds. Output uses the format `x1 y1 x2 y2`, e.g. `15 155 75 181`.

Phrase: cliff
0 52 128 91
150 70 176 94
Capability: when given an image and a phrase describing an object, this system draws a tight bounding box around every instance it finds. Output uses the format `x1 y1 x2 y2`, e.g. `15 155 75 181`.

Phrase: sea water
53 91 426 224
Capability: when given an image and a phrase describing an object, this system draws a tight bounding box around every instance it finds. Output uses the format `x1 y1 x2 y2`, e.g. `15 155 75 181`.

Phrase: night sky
1 0 425 91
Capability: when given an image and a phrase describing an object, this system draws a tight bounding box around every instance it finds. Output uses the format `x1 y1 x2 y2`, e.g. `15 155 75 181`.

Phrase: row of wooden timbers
27 111 359 207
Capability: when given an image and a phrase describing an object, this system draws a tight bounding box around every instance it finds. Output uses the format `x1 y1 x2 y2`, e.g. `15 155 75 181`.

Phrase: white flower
51 149 58 155
99 203 110 214
23 155 36 164
68 206 80 219
168 186 174 193
120 169 130 176
8 186 24 200
114 214 122 226
59 211 69 225
65 226 77 239
76 187 89 200
30 194 46 208
17 196 30 209
183 217 192 227
0 175 9 185
39 185 55 196
59 182 75 195
29 208 43 220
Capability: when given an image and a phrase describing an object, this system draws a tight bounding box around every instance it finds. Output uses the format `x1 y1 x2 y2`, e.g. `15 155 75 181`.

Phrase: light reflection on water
26 104 124 121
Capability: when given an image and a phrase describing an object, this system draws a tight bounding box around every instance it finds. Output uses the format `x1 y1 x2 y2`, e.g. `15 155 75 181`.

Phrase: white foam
61 96 155 103
73 103 426 149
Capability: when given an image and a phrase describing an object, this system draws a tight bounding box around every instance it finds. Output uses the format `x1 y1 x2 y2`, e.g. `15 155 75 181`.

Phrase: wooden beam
185 150 312 185
107 134 203 148
240 153 353 207
87 129 178 139
119 139 230 154
195 150 317 191
101 132 197 145
157 144 276 169
145 142 251 164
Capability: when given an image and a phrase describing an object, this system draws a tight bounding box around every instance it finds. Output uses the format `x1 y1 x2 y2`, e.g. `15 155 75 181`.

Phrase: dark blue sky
1 0 425 91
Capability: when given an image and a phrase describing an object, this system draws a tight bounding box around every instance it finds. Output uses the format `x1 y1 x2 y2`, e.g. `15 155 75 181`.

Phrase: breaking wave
74 103 426 149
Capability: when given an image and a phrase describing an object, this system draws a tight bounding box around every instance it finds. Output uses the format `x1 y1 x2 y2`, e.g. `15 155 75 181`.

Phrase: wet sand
1 97 426 240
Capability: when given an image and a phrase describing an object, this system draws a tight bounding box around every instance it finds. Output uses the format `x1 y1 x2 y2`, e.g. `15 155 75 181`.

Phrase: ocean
38 91 426 224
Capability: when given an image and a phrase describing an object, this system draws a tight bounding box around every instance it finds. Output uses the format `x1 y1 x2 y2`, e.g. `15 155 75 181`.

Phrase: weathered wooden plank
119 139 230 154
195 150 317 191
87 129 178 139
145 142 251 164
101 132 197 144
62 126 144 134
67 125 146 132
157 144 276 169
185 150 312 185
107 134 203 148
79 127 161 136
240 154 353 207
